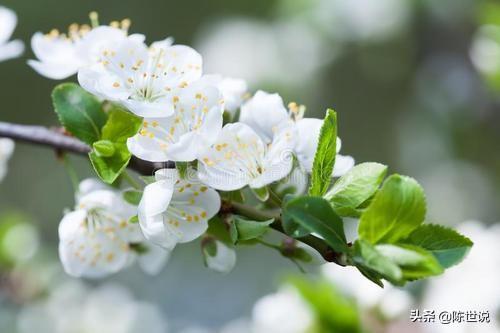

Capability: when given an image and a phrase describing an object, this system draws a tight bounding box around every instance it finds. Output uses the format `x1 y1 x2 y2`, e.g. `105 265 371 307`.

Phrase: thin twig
0 121 172 175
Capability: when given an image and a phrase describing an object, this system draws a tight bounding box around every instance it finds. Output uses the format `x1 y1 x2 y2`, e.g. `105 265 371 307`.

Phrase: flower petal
0 6 17 44
197 123 264 190
137 243 171 275
240 90 289 142
164 178 220 243
58 210 130 278
0 39 23 62
205 240 237 273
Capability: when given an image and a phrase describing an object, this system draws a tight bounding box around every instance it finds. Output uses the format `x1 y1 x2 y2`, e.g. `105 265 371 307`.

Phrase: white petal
239 90 289 142
0 139 14 182
250 125 295 188
138 180 176 248
163 179 221 243
28 59 80 80
76 26 129 63
205 241 236 273
139 180 174 218
137 243 171 275
0 39 23 62
0 6 17 44
77 178 109 199
127 82 223 162
123 99 175 118
333 154 355 177
162 44 203 84
294 118 322 172
197 123 264 191
58 210 130 278
219 77 248 113
150 37 174 53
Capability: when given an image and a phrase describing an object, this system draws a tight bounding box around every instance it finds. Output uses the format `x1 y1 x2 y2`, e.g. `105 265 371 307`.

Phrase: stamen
89 11 99 28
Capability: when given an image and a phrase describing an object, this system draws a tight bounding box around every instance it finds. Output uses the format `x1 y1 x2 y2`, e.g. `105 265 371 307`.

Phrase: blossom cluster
22 13 354 278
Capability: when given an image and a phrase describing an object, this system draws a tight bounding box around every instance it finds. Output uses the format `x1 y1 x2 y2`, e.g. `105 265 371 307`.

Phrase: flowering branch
0 120 344 265
0 121 172 175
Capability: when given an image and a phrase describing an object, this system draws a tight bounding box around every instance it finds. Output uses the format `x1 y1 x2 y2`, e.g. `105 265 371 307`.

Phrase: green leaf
123 190 142 206
352 239 403 285
251 186 269 202
403 224 473 269
93 140 116 157
325 162 387 215
375 244 444 280
52 83 107 145
309 109 337 196
129 215 139 224
89 143 131 184
101 107 143 142
358 175 426 244
283 196 348 253
229 215 274 244
220 190 245 203
206 216 233 245
89 107 143 184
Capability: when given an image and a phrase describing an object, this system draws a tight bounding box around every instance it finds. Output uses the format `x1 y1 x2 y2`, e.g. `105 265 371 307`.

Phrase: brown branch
0 121 173 175
0 121 342 266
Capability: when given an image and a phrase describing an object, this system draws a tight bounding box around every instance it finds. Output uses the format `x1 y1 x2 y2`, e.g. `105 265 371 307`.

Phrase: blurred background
1 0 500 332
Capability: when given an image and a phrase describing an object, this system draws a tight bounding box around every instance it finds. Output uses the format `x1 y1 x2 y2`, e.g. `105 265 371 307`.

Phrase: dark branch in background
0 121 173 175
0 121 343 265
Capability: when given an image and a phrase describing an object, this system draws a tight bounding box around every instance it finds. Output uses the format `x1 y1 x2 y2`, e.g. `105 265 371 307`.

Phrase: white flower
197 122 295 191
470 25 500 77
138 169 220 249
17 281 168 333
294 117 354 177
28 19 140 79
239 90 289 143
202 74 247 114
252 287 314 333
78 35 203 118
127 80 224 162
0 7 24 62
240 90 354 177
0 138 14 182
203 239 236 273
58 179 168 278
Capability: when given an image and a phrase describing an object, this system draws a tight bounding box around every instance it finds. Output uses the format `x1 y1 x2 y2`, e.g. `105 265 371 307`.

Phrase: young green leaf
89 108 143 184
229 215 274 244
375 244 444 280
283 196 348 253
352 239 403 285
309 109 337 196
89 143 131 184
93 140 116 157
358 175 426 244
402 224 473 268
52 83 107 145
123 189 142 206
101 107 143 142
325 162 387 215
